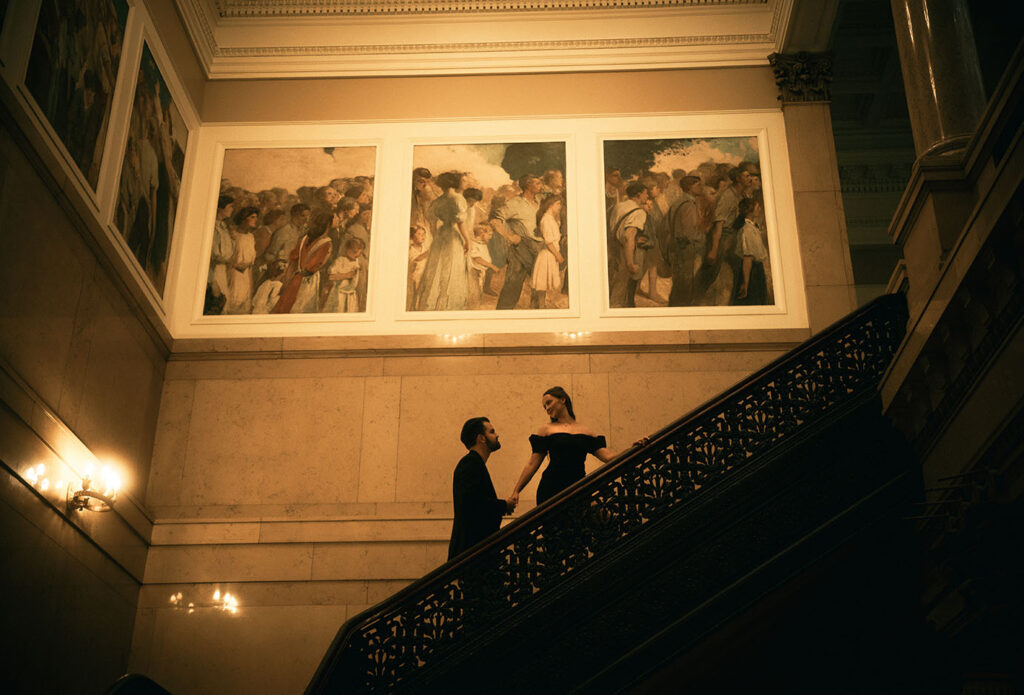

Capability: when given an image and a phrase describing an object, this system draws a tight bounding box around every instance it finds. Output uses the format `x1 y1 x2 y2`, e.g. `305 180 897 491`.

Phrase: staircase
307 293 914 694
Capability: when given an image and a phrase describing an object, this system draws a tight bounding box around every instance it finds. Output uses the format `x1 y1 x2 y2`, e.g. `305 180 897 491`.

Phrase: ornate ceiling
175 0 793 78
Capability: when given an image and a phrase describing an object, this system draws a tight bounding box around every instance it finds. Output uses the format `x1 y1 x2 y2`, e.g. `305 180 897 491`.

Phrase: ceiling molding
174 0 790 78
214 0 763 18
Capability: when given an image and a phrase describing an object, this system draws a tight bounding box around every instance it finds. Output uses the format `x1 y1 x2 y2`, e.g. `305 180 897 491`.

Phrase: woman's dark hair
307 211 334 238
543 386 575 421
535 194 562 228
436 171 463 191
232 206 259 226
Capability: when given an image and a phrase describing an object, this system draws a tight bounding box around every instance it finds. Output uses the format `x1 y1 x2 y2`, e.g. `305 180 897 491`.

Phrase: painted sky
413 144 514 190
221 147 376 193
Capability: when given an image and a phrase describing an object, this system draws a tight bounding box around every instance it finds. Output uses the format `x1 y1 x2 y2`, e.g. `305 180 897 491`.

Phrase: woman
510 386 627 507
530 195 564 308
271 211 334 314
414 171 471 311
224 206 258 314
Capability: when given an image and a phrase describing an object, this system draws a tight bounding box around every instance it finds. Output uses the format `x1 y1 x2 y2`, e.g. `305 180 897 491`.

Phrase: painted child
469 223 499 306
407 225 430 310
324 237 365 313
252 261 285 314
733 195 769 305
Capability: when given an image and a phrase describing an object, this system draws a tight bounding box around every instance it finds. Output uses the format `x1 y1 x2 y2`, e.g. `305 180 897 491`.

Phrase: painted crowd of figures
205 177 374 315
25 0 128 188
116 46 187 295
604 159 773 308
408 167 568 311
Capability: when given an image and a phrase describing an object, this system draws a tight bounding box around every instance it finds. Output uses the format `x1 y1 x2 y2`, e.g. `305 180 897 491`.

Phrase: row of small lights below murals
23 461 123 514
442 331 592 344
170 589 241 616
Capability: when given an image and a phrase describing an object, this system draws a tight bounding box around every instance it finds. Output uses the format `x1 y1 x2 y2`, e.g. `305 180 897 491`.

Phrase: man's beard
487 439 502 452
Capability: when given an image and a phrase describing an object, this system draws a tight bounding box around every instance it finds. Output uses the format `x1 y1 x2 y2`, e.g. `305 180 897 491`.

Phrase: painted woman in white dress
414 171 471 311
530 195 564 308
225 206 258 314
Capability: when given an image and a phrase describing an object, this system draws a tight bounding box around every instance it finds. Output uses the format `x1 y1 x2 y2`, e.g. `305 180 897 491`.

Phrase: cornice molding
174 0 789 78
214 0 765 17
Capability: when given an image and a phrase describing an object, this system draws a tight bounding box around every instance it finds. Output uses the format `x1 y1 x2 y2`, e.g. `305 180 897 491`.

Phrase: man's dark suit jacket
448 450 506 560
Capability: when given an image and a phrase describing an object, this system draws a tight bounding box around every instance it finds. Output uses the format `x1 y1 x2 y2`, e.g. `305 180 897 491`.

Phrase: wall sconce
67 463 121 513
170 589 240 615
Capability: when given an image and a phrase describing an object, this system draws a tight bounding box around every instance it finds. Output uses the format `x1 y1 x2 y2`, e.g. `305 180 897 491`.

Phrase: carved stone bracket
768 51 833 103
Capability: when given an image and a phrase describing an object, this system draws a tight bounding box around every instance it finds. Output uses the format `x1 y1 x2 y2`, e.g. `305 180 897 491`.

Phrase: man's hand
505 496 518 514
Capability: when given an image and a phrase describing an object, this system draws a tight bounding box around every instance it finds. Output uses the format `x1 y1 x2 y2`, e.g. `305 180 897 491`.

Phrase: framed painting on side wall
23 0 129 191
202 146 378 317
602 136 774 311
407 141 569 313
114 41 189 298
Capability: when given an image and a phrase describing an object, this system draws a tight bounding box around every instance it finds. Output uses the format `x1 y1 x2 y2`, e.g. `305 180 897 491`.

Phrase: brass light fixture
67 463 121 513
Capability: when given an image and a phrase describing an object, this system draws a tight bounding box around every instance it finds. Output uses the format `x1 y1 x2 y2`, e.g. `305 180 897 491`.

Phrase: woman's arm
593 436 650 463
546 241 564 265
510 452 544 506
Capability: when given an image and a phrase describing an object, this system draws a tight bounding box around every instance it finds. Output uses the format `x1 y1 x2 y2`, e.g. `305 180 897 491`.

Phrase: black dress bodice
529 432 607 504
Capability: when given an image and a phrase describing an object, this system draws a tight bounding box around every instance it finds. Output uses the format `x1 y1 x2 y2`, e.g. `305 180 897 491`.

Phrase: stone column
890 0 986 158
769 52 857 331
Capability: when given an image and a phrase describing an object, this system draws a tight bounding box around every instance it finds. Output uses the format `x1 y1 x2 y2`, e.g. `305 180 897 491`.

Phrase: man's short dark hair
460 417 490 449
289 203 310 218
625 181 648 199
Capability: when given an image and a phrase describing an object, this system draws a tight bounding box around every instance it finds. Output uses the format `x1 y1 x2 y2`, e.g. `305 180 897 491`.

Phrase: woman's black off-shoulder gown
529 432 607 504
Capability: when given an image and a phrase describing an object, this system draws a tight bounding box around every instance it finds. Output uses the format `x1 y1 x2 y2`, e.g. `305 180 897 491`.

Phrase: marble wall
131 345 789 692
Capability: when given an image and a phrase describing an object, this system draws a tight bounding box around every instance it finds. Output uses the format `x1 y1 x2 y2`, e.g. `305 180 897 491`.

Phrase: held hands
505 495 518 514
632 436 650 448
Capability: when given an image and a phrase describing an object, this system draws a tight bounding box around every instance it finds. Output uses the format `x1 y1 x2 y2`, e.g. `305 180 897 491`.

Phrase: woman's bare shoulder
534 423 553 436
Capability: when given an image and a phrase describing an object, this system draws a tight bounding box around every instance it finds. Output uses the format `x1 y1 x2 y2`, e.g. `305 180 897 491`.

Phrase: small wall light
170 589 240 616
67 463 121 512
24 464 63 495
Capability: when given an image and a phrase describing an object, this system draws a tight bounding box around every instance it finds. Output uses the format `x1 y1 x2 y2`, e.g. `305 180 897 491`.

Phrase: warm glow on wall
170 588 241 616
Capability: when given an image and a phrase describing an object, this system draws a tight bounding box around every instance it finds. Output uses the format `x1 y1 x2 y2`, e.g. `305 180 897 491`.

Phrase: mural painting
408 142 568 312
603 136 773 309
204 146 377 316
24 0 128 188
115 43 188 296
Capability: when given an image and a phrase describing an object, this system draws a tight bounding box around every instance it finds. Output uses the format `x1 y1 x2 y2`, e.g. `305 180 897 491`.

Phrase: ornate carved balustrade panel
308 294 908 694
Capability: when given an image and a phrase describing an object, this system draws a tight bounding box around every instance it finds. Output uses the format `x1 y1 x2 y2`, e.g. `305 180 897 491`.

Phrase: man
666 174 706 306
701 161 758 305
607 181 651 307
263 203 311 270
448 417 516 560
490 173 544 310
604 166 624 213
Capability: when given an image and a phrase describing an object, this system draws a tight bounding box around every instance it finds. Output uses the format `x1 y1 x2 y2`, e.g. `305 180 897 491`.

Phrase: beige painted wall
0 113 165 689
201 66 779 122
0 119 166 510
